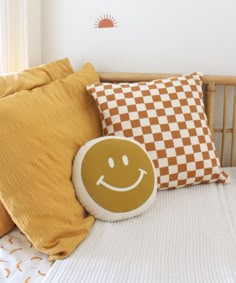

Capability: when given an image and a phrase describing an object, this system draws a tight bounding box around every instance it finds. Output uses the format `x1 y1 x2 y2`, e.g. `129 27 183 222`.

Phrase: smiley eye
108 157 115 168
122 155 129 166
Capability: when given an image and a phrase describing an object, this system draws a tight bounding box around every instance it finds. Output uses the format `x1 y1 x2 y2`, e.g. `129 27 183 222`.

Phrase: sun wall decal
95 14 117 28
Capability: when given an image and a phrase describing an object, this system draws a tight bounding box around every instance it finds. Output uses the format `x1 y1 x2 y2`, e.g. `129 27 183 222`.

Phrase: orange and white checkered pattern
87 72 229 190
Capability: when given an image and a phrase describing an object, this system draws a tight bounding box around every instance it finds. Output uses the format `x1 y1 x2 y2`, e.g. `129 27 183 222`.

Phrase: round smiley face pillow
72 136 157 221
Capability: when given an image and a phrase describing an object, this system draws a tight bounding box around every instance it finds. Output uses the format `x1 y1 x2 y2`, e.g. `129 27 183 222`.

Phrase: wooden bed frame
98 72 236 167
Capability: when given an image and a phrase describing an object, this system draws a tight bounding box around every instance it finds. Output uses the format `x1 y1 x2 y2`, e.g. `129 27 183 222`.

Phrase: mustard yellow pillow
0 58 73 98
0 63 102 261
0 202 13 236
0 58 74 237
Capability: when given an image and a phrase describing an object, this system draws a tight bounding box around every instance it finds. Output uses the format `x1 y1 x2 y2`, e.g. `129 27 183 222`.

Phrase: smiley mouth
96 168 147 192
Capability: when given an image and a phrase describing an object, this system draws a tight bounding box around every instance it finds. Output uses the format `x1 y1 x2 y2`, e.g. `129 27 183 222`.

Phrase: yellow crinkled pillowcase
0 63 102 261
0 58 73 99
0 58 74 237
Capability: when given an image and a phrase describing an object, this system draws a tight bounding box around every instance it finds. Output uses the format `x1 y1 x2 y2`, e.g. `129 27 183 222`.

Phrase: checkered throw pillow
87 72 229 190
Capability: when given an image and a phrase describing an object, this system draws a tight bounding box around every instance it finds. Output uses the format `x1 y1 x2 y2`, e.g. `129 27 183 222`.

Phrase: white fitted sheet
43 168 236 283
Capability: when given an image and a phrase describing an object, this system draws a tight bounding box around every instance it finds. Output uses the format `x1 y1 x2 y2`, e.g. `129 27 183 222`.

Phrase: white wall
41 0 236 74
27 0 41 67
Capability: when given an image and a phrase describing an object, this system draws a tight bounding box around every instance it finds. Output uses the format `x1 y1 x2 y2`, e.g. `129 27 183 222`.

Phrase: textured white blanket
43 168 236 283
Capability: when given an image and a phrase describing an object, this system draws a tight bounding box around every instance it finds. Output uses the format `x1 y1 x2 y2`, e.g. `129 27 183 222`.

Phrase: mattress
43 167 236 283
0 227 52 283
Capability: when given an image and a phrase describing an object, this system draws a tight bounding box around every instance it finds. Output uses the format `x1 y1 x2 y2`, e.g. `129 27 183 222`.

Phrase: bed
1 70 236 283
43 168 236 283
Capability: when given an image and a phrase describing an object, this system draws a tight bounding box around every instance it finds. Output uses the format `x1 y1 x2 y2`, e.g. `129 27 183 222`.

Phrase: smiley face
96 158 147 192
72 136 156 221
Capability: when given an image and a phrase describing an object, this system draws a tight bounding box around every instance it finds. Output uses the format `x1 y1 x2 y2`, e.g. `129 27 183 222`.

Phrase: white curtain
0 0 29 73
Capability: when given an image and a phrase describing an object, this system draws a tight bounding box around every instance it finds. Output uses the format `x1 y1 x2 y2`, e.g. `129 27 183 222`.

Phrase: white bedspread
43 168 236 283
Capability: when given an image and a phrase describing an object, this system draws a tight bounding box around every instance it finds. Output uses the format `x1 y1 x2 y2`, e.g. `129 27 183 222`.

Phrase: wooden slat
99 72 180 82
204 75 236 85
99 72 236 85
206 82 216 135
231 87 236 166
214 128 233 133
221 86 228 166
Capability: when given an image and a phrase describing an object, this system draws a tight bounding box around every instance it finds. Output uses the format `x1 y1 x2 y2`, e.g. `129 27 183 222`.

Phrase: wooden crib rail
99 72 236 85
98 72 236 167
204 77 236 167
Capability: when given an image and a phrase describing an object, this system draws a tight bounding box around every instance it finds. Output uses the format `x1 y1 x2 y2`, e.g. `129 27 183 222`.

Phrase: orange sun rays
95 14 117 28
